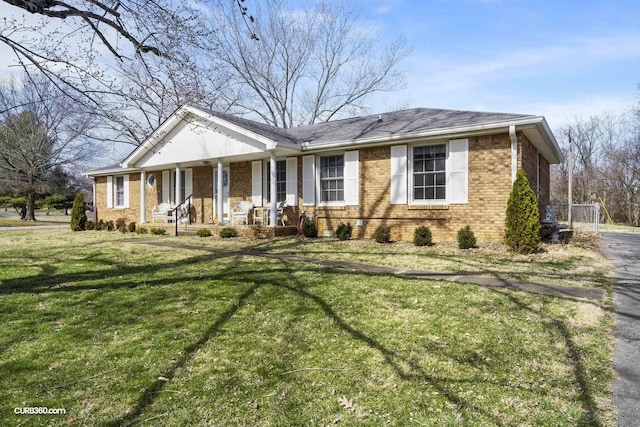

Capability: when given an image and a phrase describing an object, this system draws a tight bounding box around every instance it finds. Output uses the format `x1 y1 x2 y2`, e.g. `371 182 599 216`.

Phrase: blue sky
365 0 640 130
1 0 638 135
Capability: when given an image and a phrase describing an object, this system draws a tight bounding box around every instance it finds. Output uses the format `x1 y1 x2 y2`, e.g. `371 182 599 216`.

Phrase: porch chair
275 201 286 226
261 201 287 226
151 203 174 223
231 201 254 225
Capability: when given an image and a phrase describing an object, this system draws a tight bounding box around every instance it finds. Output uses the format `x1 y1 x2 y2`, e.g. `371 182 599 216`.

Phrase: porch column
175 164 182 205
140 169 147 223
217 158 224 225
90 177 96 221
269 151 277 227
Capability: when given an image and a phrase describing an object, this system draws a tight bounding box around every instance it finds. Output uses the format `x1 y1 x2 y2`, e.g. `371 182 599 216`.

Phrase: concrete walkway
600 233 640 427
135 239 605 301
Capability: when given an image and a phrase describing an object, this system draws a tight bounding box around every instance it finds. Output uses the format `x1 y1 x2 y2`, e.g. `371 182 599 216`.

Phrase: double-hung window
320 155 344 202
266 160 287 203
115 176 125 207
413 144 446 201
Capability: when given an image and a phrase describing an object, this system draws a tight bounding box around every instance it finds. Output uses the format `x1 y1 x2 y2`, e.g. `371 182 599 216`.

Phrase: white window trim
408 142 450 206
316 151 346 207
110 174 130 209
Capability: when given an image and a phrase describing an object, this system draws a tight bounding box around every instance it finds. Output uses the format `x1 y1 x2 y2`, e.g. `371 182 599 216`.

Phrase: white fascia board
84 166 139 178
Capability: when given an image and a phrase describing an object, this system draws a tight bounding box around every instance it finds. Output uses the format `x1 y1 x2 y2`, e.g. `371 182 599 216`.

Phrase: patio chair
231 201 254 225
151 203 174 223
275 201 286 226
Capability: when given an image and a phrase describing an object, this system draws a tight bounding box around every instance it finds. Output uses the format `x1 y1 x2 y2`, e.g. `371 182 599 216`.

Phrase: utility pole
568 129 573 228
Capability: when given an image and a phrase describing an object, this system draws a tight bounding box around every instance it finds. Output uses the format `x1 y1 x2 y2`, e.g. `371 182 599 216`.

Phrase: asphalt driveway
600 232 640 427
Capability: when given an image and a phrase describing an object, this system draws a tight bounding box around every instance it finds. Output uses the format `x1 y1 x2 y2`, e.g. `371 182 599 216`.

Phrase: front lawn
0 230 614 426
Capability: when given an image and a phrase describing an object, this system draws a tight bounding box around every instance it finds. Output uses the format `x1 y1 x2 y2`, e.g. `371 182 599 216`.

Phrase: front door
213 167 230 223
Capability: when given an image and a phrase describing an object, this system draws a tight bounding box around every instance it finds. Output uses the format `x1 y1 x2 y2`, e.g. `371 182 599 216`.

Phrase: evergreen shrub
196 228 212 237
301 217 318 238
219 227 238 238
373 225 391 243
115 218 127 233
457 225 477 249
413 225 433 246
70 193 87 231
336 223 353 241
504 170 541 254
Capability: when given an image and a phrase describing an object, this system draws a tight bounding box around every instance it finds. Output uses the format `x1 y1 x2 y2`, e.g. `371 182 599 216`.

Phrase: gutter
509 125 518 183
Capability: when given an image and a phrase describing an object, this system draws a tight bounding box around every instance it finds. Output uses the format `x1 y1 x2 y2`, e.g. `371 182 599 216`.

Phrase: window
115 176 125 207
413 144 446 201
320 155 344 202
266 160 287 203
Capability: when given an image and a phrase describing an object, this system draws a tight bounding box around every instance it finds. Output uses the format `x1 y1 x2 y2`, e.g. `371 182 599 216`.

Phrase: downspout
509 125 518 183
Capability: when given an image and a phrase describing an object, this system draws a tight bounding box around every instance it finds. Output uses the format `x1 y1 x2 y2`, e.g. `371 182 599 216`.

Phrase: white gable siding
135 121 269 168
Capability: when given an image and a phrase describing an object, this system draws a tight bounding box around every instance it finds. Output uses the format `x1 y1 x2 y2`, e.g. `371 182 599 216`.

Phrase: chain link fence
551 203 601 234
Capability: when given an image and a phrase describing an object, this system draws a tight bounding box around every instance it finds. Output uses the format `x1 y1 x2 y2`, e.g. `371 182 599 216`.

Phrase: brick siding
93 131 549 244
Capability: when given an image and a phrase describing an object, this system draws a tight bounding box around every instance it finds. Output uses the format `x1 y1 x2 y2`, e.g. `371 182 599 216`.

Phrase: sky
0 0 639 137
364 0 640 131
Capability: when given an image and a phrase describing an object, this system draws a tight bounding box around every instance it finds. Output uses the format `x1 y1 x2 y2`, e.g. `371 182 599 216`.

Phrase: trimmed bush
457 225 477 249
150 227 166 235
219 227 238 238
136 227 149 235
373 225 391 243
85 219 95 231
104 220 115 231
505 170 541 254
301 217 318 238
127 222 136 233
336 222 353 241
115 217 127 233
96 219 105 231
196 228 212 237
70 193 87 231
413 225 433 246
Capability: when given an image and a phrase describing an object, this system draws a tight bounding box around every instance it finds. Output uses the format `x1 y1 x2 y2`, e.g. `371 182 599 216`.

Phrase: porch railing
172 194 193 236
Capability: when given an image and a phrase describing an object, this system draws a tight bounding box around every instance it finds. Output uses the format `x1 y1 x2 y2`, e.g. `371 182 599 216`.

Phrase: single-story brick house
85 105 563 242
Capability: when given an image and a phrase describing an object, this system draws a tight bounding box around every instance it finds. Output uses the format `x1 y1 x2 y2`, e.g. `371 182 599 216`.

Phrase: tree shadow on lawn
106 255 604 426
488 284 607 427
1 243 606 426
221 238 611 291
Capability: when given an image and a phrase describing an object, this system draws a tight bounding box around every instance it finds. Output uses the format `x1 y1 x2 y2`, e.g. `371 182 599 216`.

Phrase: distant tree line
551 98 640 226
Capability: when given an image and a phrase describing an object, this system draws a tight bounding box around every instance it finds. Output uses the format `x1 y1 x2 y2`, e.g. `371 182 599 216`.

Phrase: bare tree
1 0 255 145
0 73 98 220
92 52 240 145
209 0 409 128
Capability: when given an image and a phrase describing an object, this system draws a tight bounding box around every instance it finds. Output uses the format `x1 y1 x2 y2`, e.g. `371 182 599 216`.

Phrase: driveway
600 233 640 427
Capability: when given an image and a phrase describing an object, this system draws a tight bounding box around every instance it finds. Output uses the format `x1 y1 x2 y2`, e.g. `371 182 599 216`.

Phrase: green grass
0 230 614 426
0 217 65 227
